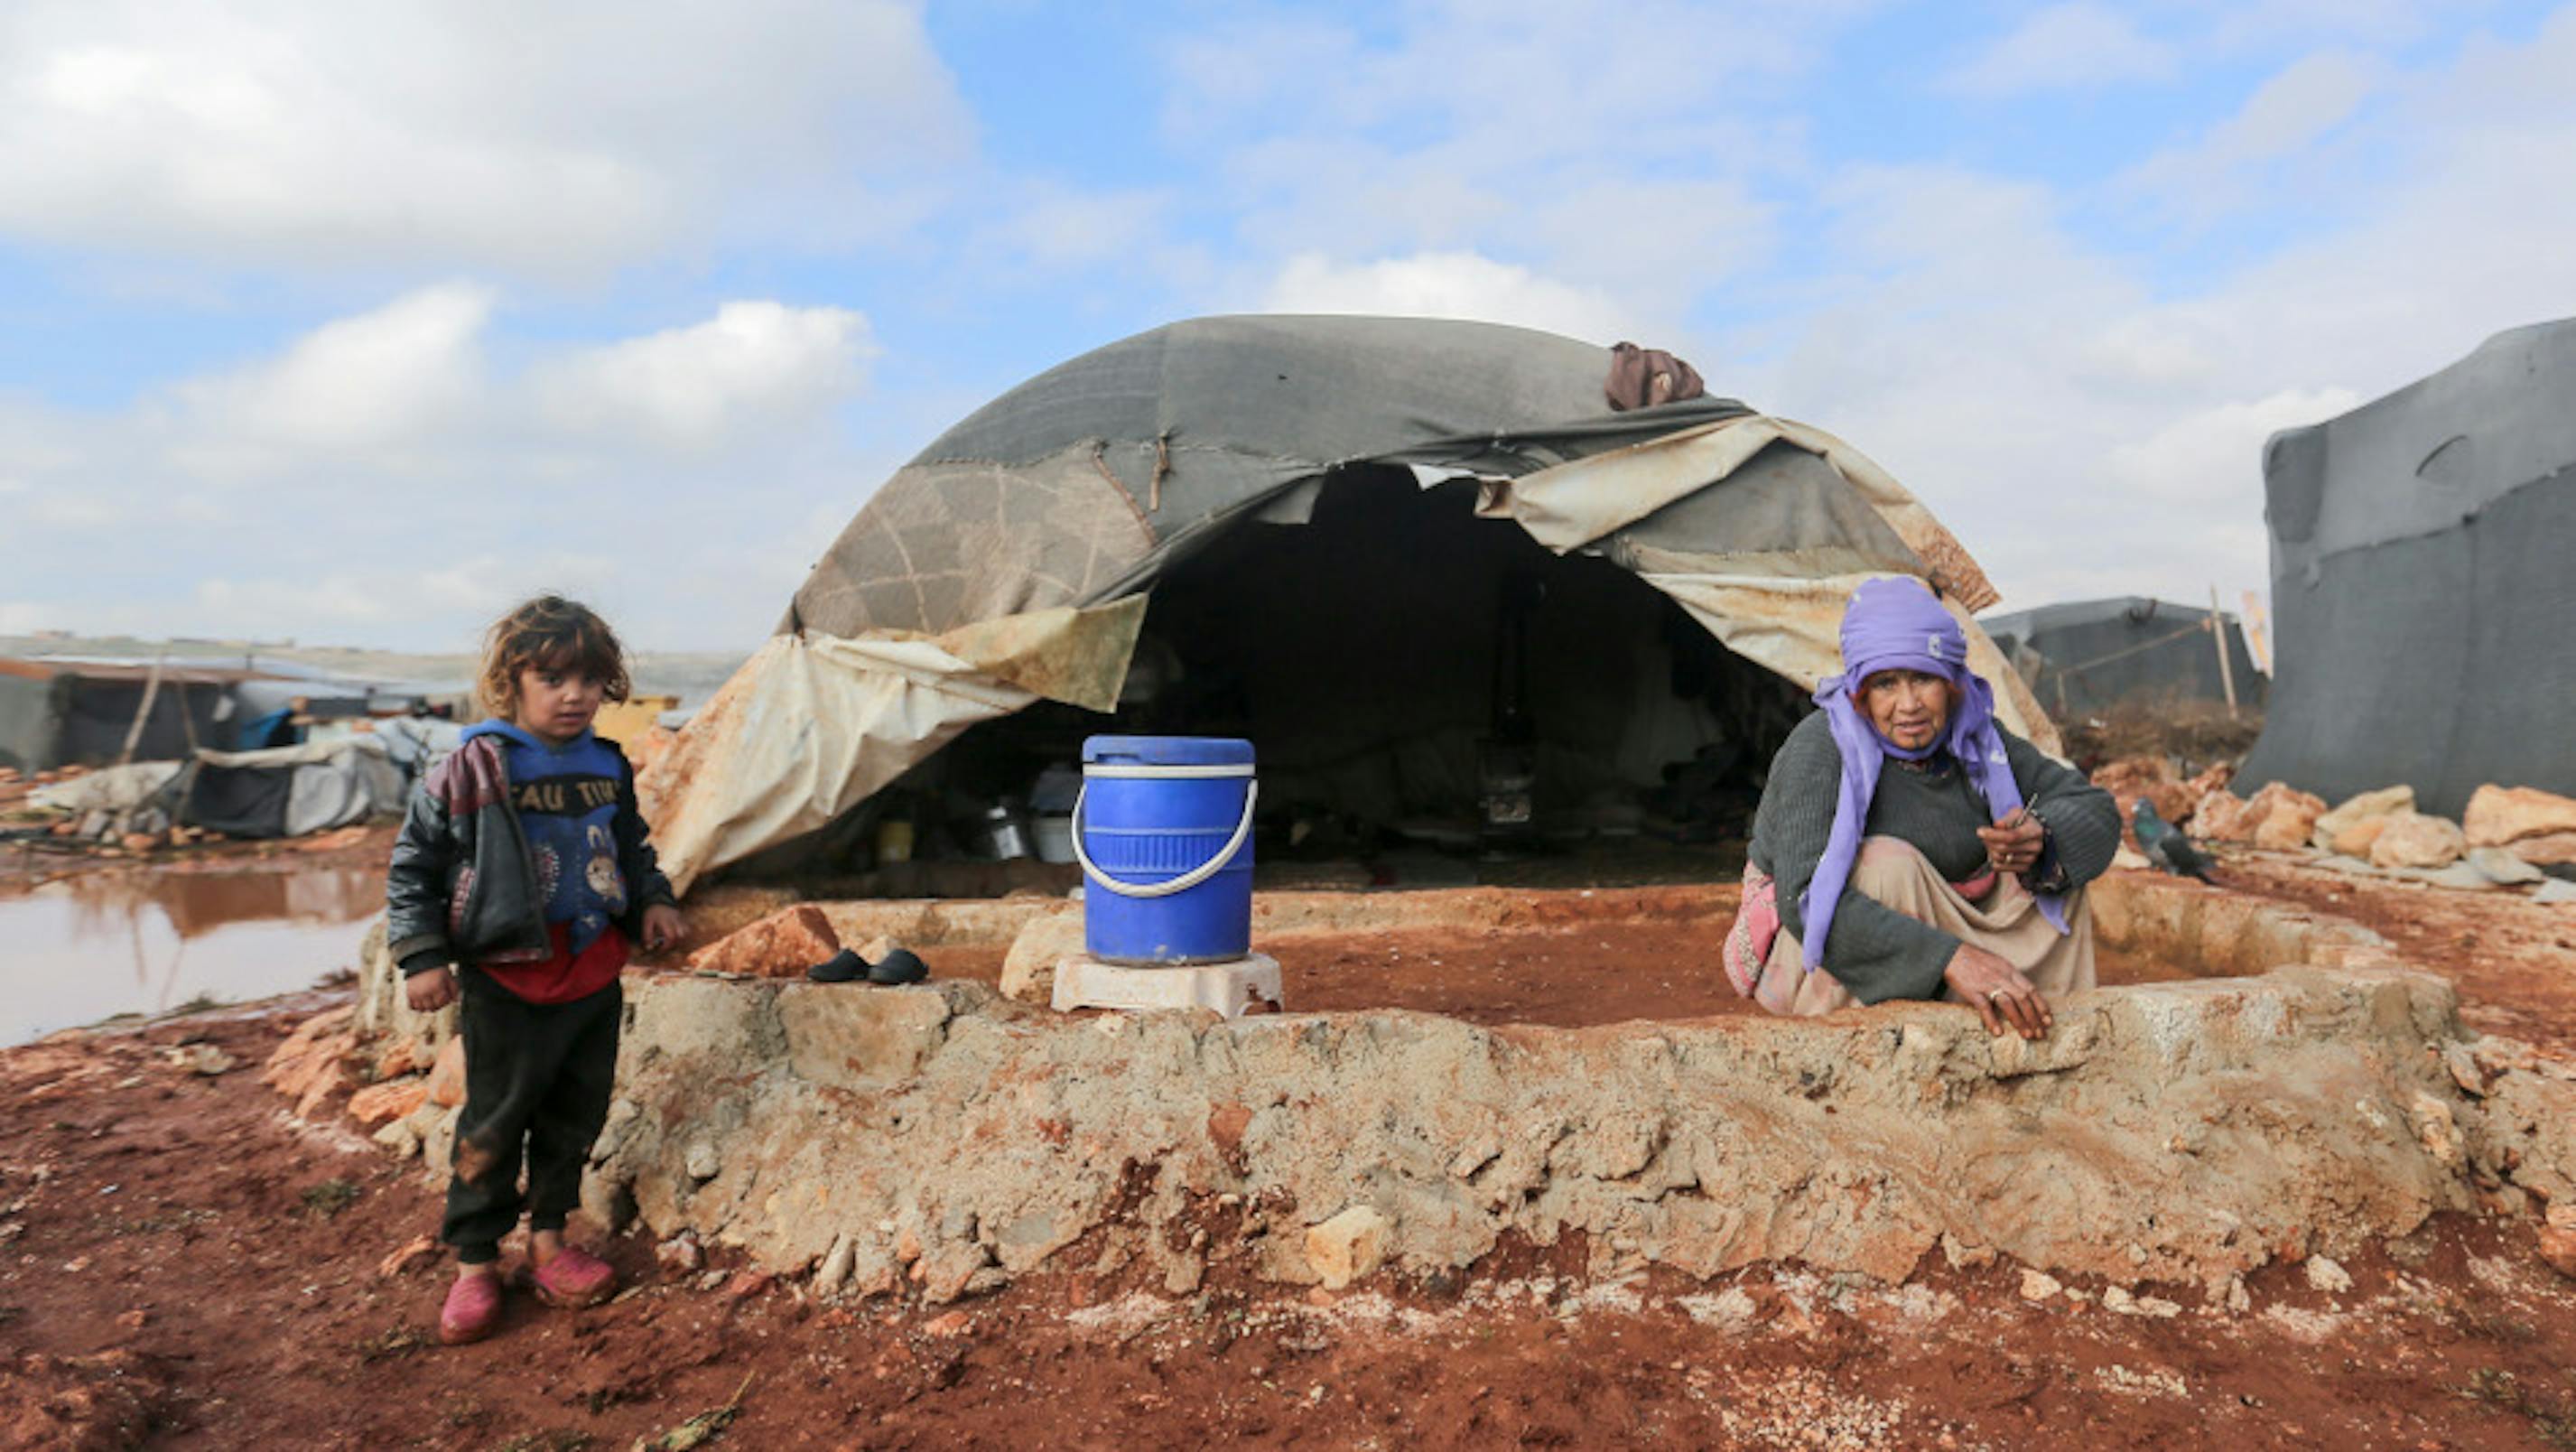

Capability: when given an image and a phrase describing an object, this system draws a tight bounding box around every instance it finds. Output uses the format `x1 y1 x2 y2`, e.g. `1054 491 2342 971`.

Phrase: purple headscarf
1798 576 2069 972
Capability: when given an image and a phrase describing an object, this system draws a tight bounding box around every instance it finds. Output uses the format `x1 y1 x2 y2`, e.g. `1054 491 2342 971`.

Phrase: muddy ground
5 847 2576 1448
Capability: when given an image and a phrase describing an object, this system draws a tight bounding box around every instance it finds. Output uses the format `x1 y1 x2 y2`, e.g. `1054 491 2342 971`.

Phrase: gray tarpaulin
2237 319 2576 817
646 314 2043 892
1982 597 2266 720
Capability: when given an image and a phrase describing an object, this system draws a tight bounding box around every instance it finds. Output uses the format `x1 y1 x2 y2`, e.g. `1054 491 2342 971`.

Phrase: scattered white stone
2019 1269 2063 1302
684 1141 721 1181
2535 880 2576 907
2305 1256 2353 1294
2467 846 2545 886
1678 1288 1759 1332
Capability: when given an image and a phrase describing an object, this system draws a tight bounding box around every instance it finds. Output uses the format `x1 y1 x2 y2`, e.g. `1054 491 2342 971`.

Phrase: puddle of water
0 867 380 1045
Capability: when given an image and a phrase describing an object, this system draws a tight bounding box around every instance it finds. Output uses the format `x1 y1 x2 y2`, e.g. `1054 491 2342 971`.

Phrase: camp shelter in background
1981 597 2266 721
0 658 260 774
639 314 2059 895
2238 319 2576 818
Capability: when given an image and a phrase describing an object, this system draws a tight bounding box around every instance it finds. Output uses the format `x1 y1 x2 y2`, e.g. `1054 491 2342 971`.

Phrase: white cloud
6 288 885 648
1942 4 2179 97
1265 251 1643 346
0 0 970 273
2121 51 2385 219
535 302 876 449
2108 387 2361 505
174 284 494 459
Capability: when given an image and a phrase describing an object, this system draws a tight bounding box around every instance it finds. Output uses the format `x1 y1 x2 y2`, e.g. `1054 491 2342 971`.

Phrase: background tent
1982 597 2265 721
0 659 256 773
170 737 407 840
641 315 2055 893
2237 319 2576 817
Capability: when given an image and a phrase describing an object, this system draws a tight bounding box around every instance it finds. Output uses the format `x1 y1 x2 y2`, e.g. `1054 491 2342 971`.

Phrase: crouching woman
1724 577 2120 1039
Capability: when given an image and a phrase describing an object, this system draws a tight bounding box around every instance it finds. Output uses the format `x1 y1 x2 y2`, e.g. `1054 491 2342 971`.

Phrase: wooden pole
116 656 167 768
2207 586 2240 717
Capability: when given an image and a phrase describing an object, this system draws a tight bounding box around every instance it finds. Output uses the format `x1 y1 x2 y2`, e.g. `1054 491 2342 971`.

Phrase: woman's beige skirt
1753 835 2096 1017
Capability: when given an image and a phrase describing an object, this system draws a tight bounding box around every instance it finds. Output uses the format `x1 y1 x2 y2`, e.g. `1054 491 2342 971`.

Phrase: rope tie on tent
1088 441 1156 535
1151 430 1172 513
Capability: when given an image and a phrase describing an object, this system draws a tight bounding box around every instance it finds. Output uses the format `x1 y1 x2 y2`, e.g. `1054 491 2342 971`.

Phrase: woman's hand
1977 807 2046 876
405 966 459 1013
642 904 689 954
1943 944 2052 1040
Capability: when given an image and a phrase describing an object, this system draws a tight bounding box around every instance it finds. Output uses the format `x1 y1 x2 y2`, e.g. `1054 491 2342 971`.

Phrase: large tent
641 315 2055 893
1982 597 2265 720
2237 320 2576 818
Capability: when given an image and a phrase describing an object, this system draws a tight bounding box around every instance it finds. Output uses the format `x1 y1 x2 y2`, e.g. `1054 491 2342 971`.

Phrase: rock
377 1234 442 1279
2189 789 2255 843
1306 1205 1391 1290
373 1034 429 1080
2312 786 2413 852
1000 909 1083 1006
2330 816 2394 859
722 1269 774 1300
2194 781 2328 849
923 1309 972 1336
2537 880 2576 907
2251 784 2330 852
372 1117 422 1158
814 1235 855 1295
2370 813 2467 870
656 1234 703 1274
423 1036 467 1108
2018 1269 2062 1302
162 1044 235 1076
2304 1256 2353 1294
118 833 158 853
2544 1206 2576 1280
2464 785 2576 848
685 904 842 979
2506 832 2576 867
347 1079 429 1128
684 1141 721 1181
2466 847 2542 886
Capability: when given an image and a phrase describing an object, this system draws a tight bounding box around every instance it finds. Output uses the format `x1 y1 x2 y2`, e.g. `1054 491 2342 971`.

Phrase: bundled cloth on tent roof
639 314 2057 894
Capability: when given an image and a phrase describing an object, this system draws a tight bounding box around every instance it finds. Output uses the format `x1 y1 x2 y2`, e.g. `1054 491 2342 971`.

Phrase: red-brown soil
8 848 2576 1447
5 1007 2576 1449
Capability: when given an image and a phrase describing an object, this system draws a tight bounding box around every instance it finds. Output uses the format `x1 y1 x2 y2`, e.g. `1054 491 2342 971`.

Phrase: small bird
2132 798 2217 882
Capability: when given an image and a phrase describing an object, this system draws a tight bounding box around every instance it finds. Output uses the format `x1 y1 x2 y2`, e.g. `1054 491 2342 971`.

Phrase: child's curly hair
476 595 632 721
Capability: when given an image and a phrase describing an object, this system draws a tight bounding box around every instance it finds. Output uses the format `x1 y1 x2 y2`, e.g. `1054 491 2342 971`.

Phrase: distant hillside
0 635 748 711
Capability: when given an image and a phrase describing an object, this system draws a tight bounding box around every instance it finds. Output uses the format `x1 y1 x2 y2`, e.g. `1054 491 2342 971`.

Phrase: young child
384 595 687 1345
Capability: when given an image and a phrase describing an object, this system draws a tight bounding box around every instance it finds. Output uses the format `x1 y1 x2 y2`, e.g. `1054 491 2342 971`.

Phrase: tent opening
838 467 1807 884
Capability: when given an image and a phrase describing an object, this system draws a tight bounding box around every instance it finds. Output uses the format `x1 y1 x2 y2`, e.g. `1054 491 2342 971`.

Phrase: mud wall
348 877 2576 1302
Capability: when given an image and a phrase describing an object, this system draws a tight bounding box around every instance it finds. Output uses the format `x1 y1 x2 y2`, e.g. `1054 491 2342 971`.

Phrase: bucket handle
1071 780 1260 898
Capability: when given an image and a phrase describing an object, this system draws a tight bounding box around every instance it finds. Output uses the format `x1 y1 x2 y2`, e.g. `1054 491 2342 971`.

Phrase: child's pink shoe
533 1246 617 1308
439 1272 504 1345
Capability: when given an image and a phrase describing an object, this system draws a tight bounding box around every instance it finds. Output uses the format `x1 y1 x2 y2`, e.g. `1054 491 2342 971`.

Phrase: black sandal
806 948 869 983
867 948 927 985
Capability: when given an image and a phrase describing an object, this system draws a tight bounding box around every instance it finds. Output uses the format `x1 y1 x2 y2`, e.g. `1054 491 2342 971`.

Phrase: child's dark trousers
441 973 622 1265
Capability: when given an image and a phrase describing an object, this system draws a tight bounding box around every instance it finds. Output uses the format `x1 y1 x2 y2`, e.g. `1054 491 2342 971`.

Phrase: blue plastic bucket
1076 736 1257 964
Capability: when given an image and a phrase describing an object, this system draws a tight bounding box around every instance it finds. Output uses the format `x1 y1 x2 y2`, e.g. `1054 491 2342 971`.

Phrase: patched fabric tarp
180 737 407 839
644 314 2047 894
2239 319 2576 816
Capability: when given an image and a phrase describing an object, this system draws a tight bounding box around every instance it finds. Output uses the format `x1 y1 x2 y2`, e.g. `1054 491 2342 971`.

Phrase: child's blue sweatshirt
458 721 631 958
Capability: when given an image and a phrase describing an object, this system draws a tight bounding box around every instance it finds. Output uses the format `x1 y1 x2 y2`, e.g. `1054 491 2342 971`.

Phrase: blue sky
3 1 2572 651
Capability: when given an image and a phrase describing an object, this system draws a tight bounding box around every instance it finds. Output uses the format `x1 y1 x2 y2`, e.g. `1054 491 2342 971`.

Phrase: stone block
776 983 953 1089
2370 812 2466 870
348 1079 429 1127
1000 908 1084 1005
1306 1205 1390 1289
2313 785 2413 851
425 1035 468 1108
687 904 841 979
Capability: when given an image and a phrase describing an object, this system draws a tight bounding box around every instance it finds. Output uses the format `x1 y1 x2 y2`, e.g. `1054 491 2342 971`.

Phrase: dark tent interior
802 470 1810 885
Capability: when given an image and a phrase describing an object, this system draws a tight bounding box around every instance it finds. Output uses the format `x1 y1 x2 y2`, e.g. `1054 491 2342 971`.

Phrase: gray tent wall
1981 597 2265 720
2237 319 2576 817
0 661 240 773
